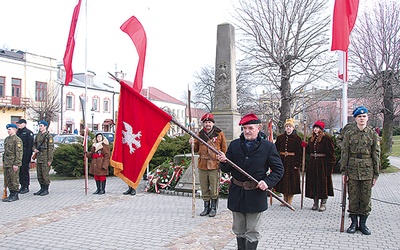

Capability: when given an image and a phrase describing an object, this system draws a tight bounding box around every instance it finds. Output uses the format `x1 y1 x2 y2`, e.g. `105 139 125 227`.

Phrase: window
66 95 74 110
35 81 47 101
12 78 21 98
92 96 100 111
103 99 109 112
0 76 5 97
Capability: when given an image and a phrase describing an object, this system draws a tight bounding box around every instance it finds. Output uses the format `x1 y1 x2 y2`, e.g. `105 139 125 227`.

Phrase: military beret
6 123 17 129
239 113 261 125
313 120 325 130
201 113 215 123
17 119 27 124
353 106 368 117
38 120 48 127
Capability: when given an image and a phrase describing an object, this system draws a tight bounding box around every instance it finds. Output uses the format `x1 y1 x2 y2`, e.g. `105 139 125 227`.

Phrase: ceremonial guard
16 119 34 194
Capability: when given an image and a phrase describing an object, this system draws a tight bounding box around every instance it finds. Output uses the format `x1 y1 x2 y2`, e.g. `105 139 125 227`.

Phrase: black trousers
19 158 31 186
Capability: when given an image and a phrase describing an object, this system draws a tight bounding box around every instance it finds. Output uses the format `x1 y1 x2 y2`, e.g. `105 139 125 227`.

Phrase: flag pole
83 0 89 195
341 51 348 128
172 118 295 211
187 87 196 218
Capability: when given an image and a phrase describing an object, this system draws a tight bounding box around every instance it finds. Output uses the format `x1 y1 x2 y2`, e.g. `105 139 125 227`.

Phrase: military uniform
33 130 54 196
340 106 380 235
3 132 23 202
16 125 34 193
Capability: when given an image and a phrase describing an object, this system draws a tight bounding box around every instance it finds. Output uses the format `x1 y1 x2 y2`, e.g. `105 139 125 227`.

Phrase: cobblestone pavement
0 157 399 250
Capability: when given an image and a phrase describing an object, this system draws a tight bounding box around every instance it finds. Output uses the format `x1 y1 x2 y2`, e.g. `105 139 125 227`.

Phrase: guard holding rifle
33 120 54 196
340 106 380 235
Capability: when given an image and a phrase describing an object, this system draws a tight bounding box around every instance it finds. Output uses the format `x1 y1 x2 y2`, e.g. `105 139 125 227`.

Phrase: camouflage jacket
340 125 380 180
3 134 23 168
33 131 54 163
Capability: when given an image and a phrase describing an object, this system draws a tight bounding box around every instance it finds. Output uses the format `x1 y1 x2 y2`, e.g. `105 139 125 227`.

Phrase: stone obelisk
213 23 241 143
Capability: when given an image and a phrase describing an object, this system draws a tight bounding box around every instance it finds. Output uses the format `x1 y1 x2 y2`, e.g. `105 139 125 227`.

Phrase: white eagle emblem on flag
122 121 142 154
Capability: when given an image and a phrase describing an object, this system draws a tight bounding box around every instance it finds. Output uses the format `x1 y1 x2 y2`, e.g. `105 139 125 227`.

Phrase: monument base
174 154 200 193
213 111 241 144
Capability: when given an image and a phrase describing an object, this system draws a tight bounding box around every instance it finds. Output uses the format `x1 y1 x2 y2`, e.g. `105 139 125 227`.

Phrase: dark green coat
33 131 54 164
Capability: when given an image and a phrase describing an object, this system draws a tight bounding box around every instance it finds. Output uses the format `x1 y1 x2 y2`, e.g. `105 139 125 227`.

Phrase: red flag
267 119 273 142
338 51 348 81
110 80 172 189
63 0 82 86
120 16 147 92
331 0 360 51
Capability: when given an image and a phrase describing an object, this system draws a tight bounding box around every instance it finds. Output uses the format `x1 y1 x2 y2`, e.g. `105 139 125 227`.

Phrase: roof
141 87 185 105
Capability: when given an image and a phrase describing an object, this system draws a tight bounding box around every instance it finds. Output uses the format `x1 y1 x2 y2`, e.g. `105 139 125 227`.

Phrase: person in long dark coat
87 133 110 195
304 120 336 212
217 113 284 250
274 118 302 206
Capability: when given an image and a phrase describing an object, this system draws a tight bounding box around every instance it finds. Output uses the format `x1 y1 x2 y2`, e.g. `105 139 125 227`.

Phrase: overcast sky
1 0 235 98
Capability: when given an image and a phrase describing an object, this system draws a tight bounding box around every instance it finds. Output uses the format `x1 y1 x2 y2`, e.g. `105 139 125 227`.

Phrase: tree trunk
279 66 292 134
381 78 394 154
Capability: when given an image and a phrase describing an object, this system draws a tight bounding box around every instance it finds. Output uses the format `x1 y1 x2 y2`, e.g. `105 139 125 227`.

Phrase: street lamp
91 108 95 132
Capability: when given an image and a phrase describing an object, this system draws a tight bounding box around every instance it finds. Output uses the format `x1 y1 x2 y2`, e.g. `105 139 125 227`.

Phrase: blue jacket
220 133 284 213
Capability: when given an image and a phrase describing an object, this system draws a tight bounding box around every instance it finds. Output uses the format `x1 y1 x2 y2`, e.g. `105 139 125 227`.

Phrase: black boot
130 187 136 195
93 180 100 194
2 191 19 202
236 237 246 250
209 199 217 217
200 201 210 216
123 186 133 195
40 184 49 196
359 215 371 235
19 185 29 194
98 180 106 195
34 184 44 195
346 214 358 234
246 240 259 250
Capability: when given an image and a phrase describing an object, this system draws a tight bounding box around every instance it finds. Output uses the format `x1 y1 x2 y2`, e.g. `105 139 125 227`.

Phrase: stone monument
213 23 241 143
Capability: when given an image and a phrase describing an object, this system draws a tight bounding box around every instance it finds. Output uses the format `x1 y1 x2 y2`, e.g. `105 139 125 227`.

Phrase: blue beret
353 106 368 117
6 123 17 129
38 120 48 127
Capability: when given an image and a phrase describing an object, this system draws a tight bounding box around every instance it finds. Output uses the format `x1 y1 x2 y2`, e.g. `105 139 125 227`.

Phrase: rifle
32 132 49 160
340 174 347 232
2 167 6 199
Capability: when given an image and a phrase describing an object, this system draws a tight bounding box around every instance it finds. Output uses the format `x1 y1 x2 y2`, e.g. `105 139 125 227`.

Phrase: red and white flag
120 16 147 93
110 80 172 189
331 0 360 81
63 0 82 86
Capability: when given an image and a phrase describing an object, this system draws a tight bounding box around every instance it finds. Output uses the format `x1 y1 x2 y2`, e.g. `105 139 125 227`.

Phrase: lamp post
91 108 95 132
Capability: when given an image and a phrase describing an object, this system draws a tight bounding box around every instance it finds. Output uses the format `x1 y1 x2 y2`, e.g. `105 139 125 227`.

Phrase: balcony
0 96 31 109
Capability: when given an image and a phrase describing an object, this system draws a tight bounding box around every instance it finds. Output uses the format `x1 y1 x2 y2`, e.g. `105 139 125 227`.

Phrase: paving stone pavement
0 157 399 250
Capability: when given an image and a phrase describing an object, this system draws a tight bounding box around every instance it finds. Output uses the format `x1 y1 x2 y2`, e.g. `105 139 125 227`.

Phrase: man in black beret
16 119 34 194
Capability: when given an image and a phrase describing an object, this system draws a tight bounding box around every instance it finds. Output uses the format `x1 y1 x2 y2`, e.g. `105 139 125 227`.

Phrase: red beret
313 120 325 130
201 113 214 123
239 113 261 125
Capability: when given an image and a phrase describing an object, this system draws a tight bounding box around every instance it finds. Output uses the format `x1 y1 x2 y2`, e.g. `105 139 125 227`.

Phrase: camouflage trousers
36 163 51 185
347 179 373 216
4 167 20 192
198 169 220 201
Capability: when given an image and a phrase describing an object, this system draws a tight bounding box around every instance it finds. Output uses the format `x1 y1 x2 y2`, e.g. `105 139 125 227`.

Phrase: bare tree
232 0 337 133
351 1 400 154
27 82 61 126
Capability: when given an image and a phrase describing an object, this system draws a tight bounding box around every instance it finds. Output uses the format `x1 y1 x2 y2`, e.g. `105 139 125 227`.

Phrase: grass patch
390 135 400 157
381 165 400 174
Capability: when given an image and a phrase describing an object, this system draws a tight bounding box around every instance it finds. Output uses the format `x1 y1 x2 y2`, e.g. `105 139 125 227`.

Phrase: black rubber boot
2 191 19 202
359 215 371 235
34 184 44 195
246 240 259 250
130 188 136 195
209 199 217 217
98 180 106 195
236 237 246 250
93 180 100 194
123 186 132 195
199 201 210 216
40 184 49 196
346 214 358 234
19 185 29 194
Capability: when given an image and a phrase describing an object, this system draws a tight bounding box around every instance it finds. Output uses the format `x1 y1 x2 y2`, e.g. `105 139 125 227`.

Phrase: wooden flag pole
188 88 196 218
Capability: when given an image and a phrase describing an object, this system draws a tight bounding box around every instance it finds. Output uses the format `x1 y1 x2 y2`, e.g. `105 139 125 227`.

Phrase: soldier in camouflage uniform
33 120 54 196
2 124 23 202
340 106 380 235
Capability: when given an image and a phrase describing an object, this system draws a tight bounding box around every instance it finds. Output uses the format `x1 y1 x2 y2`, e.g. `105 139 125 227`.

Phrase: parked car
53 134 84 148
92 131 115 143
